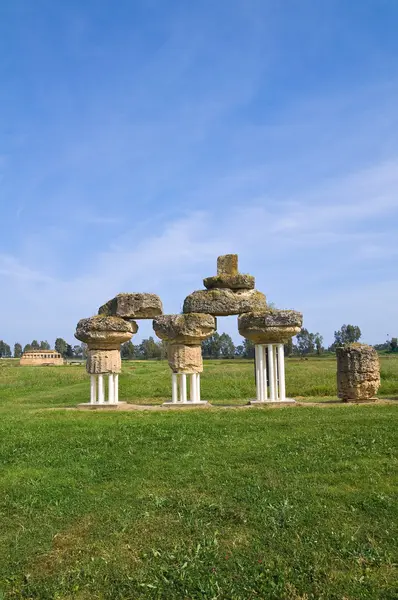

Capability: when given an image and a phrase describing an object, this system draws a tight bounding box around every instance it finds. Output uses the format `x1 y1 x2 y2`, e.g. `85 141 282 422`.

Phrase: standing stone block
167 344 203 373
203 254 255 290
336 344 380 402
217 254 238 276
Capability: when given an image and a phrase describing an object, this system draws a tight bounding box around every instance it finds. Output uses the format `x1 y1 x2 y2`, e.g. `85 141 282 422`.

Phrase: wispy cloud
1 157 397 345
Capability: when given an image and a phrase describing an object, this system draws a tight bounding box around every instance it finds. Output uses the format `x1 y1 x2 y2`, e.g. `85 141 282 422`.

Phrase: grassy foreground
0 358 397 599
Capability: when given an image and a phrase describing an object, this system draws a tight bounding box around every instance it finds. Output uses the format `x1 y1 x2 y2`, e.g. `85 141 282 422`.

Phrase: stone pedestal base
77 401 127 410
163 401 210 408
249 398 296 405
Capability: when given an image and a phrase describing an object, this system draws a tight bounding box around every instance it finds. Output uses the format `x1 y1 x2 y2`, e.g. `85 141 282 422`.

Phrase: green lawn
0 358 397 599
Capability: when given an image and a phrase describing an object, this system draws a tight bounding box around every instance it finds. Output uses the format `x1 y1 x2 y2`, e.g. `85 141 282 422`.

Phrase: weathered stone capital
75 315 136 350
153 313 215 345
238 310 303 343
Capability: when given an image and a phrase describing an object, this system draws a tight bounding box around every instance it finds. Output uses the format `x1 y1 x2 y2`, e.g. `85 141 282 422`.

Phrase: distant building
20 350 64 366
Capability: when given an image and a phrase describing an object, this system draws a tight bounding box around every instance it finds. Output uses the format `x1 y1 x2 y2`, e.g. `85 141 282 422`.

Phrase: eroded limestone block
204 273 255 290
167 344 203 373
217 254 239 275
153 313 216 345
203 254 255 290
75 315 136 349
183 289 266 316
238 310 303 343
98 293 163 319
86 349 121 374
337 344 380 401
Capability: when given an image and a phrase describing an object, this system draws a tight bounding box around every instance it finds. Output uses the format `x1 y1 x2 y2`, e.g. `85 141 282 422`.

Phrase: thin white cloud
1 157 397 346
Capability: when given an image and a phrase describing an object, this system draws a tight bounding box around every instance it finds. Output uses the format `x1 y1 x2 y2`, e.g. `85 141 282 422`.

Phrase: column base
249 398 296 405
162 401 210 408
77 401 127 410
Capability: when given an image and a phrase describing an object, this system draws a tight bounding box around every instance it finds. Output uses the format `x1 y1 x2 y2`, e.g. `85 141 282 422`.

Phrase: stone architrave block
153 313 216 345
238 310 303 344
98 293 163 320
183 289 266 316
167 344 203 374
337 344 380 401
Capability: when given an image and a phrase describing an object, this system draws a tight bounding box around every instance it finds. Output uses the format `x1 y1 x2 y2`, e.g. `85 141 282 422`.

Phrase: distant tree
390 337 398 352
138 337 161 359
296 329 316 355
40 340 51 350
219 333 235 359
158 340 168 359
121 341 137 359
23 344 32 353
0 341 11 357
333 324 361 348
72 344 84 358
202 333 222 359
65 344 74 358
314 333 324 356
243 339 255 359
284 338 293 357
31 339 40 350
235 344 244 358
55 338 68 357
14 343 23 358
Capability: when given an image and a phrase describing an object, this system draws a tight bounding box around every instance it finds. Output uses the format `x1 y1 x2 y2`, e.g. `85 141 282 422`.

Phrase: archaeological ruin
20 350 64 366
336 343 380 402
75 254 303 407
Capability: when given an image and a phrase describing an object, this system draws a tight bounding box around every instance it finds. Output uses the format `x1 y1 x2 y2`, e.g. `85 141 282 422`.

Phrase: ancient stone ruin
74 254 303 407
153 313 216 405
20 349 64 366
336 343 380 402
75 294 163 406
238 309 302 402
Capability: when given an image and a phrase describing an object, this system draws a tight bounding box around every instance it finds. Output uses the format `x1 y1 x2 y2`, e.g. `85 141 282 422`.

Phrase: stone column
75 316 136 407
336 344 380 402
238 309 303 404
153 313 215 406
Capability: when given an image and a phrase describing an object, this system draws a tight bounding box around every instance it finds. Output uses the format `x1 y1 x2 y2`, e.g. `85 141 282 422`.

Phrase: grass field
0 357 397 599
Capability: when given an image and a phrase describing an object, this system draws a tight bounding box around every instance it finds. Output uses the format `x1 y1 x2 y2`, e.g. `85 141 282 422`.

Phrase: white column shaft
180 373 187 403
190 374 197 402
172 373 178 403
90 375 97 404
273 346 279 400
268 344 275 401
278 344 286 401
108 374 115 403
114 374 119 403
255 345 262 402
98 374 105 403
262 345 268 401
196 374 201 402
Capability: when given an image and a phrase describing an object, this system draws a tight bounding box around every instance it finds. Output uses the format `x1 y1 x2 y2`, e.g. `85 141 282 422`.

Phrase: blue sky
1 0 398 348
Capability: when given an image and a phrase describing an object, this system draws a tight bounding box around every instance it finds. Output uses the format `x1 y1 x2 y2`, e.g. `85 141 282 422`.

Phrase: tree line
0 339 87 359
1 325 397 360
